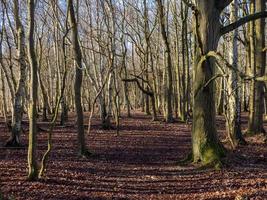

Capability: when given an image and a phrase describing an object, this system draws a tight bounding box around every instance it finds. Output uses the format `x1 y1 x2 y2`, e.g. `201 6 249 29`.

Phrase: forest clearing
0 0 267 199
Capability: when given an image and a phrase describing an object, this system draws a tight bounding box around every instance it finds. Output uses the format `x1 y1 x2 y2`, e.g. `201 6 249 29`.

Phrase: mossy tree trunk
191 1 227 166
190 0 267 166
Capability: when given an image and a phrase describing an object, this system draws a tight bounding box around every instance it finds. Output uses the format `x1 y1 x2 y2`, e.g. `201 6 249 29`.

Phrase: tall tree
27 0 38 180
225 0 246 149
68 0 89 156
186 0 267 166
247 0 266 134
6 0 27 147
157 0 174 122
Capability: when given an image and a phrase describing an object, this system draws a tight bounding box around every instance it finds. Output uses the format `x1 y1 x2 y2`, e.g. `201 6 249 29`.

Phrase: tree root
177 152 193 166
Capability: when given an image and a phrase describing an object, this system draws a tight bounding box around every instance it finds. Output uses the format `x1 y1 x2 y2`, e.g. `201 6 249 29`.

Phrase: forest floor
0 111 266 200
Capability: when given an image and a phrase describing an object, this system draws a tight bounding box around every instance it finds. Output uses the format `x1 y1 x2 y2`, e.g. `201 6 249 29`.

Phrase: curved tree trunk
68 0 89 156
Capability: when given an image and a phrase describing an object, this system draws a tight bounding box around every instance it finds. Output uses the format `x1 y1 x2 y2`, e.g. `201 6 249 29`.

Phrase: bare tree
247 0 266 134
157 0 174 122
6 0 27 147
183 0 267 167
225 0 246 149
68 0 90 157
27 0 39 181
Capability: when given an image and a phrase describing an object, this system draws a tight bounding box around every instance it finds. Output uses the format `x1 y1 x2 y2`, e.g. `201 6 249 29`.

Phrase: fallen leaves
0 112 266 199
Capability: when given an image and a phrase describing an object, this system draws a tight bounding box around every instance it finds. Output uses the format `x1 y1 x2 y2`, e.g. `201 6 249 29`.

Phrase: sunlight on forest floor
0 111 266 200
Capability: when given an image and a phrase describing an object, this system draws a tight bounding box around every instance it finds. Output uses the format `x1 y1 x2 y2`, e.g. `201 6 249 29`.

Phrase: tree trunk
225 0 246 149
0 69 8 124
99 95 111 129
6 0 27 147
247 0 266 134
157 0 173 122
68 0 89 156
191 1 226 166
27 0 38 181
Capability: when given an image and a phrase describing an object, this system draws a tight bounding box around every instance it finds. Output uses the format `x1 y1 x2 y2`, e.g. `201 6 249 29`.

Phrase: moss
202 147 219 165
198 159 222 171
200 142 225 170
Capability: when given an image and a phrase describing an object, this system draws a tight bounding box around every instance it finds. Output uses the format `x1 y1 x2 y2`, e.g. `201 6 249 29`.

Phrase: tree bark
157 0 173 122
3 0 26 147
247 0 266 134
225 0 246 149
68 0 89 156
191 1 227 166
27 0 38 181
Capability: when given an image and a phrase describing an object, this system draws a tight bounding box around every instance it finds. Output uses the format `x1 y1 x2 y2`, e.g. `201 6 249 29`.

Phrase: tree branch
203 74 228 89
198 51 248 79
255 76 267 82
221 11 267 35
122 78 154 96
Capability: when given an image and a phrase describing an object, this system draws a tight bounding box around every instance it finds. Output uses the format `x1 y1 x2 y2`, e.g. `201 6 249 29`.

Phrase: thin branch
203 74 228 89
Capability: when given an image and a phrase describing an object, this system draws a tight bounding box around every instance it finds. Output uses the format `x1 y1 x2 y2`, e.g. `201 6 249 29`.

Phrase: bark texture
247 0 266 134
27 0 39 180
191 1 228 166
225 0 246 148
68 0 88 156
7 0 27 147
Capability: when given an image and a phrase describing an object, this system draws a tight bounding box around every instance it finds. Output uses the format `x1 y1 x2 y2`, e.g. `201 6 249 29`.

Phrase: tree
6 0 27 147
157 0 174 123
225 0 246 149
184 0 267 166
247 0 266 134
68 0 89 157
27 0 39 180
